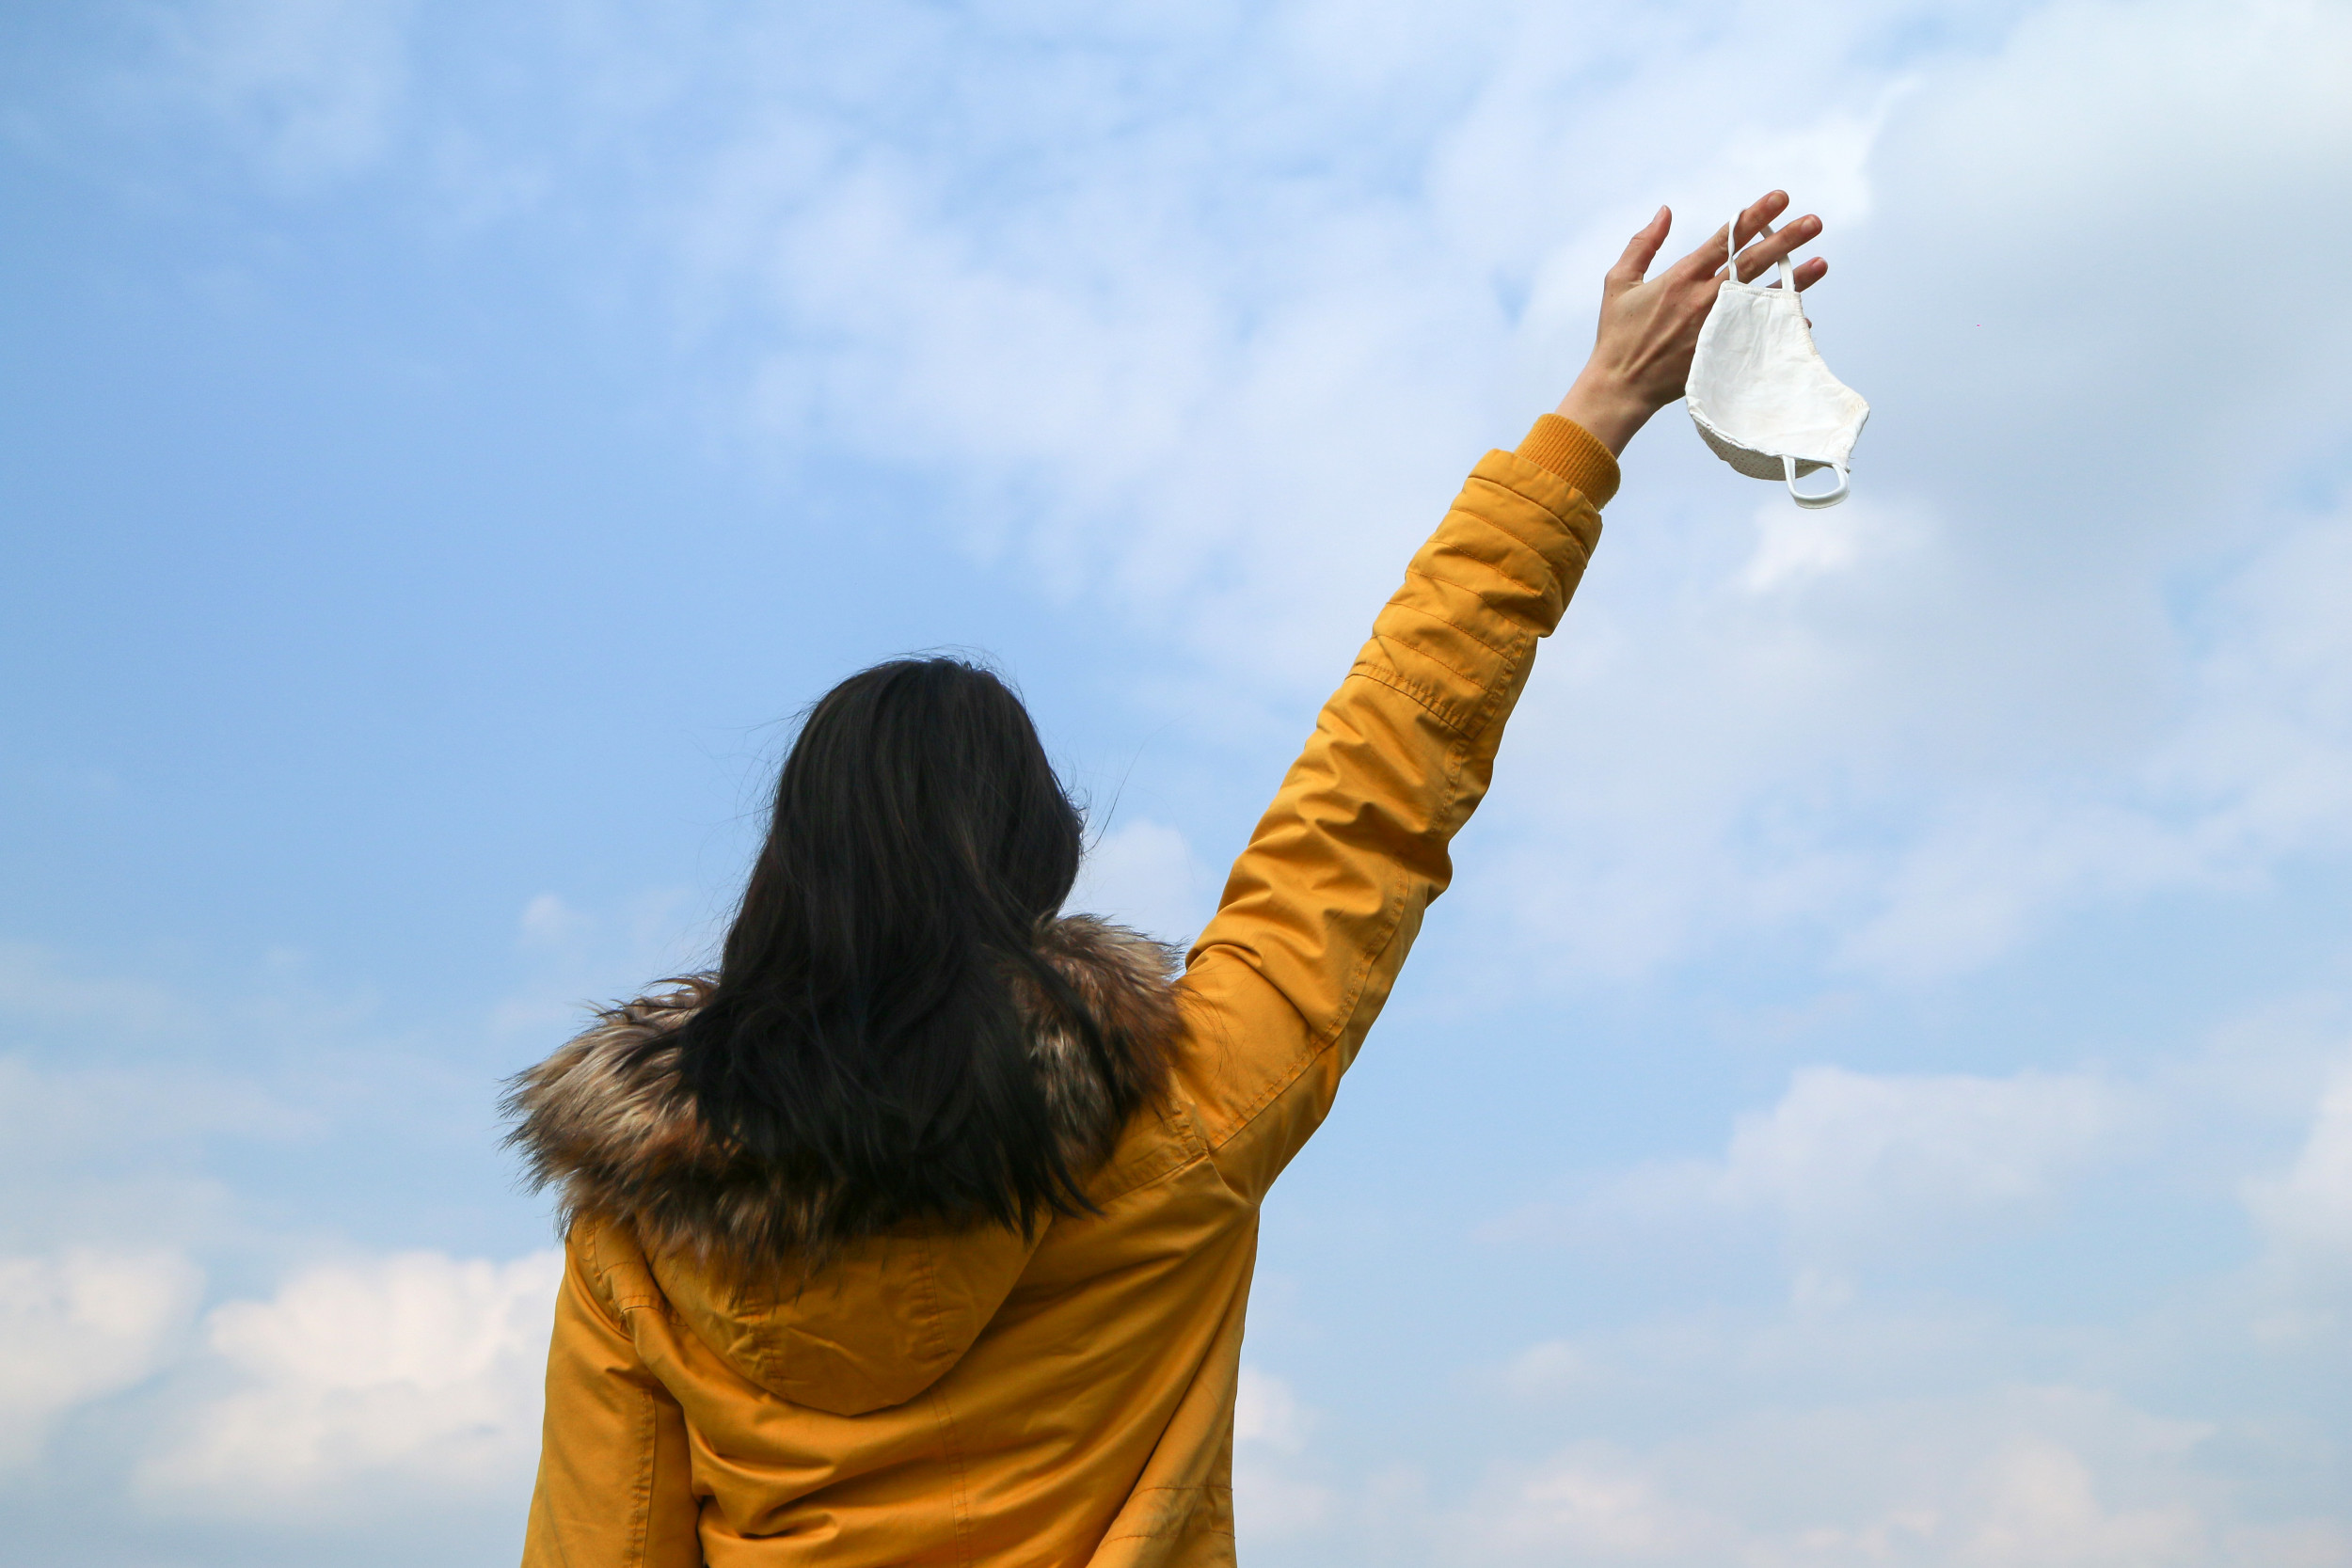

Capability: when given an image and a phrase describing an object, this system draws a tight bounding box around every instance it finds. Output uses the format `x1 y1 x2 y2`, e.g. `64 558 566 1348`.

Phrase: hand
1554 191 1828 456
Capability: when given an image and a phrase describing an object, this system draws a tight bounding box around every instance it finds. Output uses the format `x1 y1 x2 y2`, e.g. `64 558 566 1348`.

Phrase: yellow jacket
519 416 1618 1567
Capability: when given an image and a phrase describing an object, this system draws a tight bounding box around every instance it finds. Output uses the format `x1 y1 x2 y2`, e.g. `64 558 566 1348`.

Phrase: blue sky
4 1 2350 1562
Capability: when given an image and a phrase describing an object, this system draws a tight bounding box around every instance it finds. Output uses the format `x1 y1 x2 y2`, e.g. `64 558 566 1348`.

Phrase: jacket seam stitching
912 1237 947 1362
1101 1484 1238 1542
1389 577 1521 663
580 1226 652 1329
1085 1101 1214 1205
1359 633 1486 712
1200 715 1469 1151
1463 471 1605 566
1345 662 1476 741
1455 482 1599 565
1468 463 1592 525
1383 582 1515 667
1467 635 1531 736
1085 1110 1225 1201
927 1386 977 1565
627 1383 657 1567
1201 897 1408 1155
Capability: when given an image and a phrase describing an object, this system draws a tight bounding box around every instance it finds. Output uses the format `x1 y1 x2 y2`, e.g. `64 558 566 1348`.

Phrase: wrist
1553 370 1654 457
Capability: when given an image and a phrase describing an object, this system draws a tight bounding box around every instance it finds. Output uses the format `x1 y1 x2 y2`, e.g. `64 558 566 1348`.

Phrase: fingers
1735 212 1823 281
1674 190 1788 280
1609 206 1672 288
1732 191 1789 257
1625 189 1828 293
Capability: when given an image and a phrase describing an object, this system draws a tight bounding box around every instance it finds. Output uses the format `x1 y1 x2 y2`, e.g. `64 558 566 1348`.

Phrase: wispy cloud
152 0 417 190
1447 1386 2244 1568
118 0 2352 987
1652 1065 2128 1250
2243 1058 2352 1341
1066 817 1216 945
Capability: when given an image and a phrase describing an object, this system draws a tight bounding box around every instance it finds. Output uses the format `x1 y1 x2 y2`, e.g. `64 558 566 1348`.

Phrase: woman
508 193 1828 1567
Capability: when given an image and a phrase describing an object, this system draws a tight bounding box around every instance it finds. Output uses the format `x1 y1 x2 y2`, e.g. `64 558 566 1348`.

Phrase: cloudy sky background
4 0 2350 1562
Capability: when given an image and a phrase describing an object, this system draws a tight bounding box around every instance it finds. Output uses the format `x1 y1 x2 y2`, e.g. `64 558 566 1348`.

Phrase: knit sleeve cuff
1515 414 1622 509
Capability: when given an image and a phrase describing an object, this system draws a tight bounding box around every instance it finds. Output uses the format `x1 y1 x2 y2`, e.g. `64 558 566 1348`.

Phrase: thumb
1609 206 1671 290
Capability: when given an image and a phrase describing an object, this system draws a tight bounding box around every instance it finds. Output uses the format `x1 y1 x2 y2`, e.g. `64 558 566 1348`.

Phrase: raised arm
1170 192 1825 1203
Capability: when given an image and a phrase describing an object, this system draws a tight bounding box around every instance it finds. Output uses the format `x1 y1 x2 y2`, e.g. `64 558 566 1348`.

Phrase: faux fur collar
502 916 1183 1269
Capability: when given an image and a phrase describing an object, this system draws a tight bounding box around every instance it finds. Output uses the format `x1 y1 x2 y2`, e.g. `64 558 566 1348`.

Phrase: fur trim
501 916 1181 1268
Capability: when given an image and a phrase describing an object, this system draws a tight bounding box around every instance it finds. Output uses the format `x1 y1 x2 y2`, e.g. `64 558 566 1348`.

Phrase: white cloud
0 1052 302 1176
1067 817 1216 944
158 0 418 189
1448 1386 2259 1568
1454 0 2352 984
0 1250 203 1469
1506 1338 1591 1399
1715 1067 2124 1223
1234 1364 1311 1452
2251 1065 2352 1261
1834 503 2352 979
1577 1065 2132 1277
0 942 205 1041
141 1249 562 1515
118 0 2352 987
490 886 708 1042
1232 1366 1332 1539
1475 1449 1690 1560
2243 1058 2352 1339
0 1032 316 1259
1484 451 2352 991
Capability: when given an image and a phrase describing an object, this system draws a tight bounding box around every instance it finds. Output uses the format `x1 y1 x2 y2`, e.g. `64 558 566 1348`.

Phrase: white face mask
1685 215 1870 509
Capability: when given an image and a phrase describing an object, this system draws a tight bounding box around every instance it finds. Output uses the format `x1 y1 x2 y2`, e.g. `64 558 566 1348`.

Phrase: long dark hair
670 657 1108 1240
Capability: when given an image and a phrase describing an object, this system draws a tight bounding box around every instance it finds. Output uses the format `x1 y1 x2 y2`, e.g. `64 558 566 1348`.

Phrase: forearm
1553 371 1653 457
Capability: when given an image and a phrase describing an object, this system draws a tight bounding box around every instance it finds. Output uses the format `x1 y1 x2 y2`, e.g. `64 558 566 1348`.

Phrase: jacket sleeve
1174 415 1617 1205
522 1222 704 1568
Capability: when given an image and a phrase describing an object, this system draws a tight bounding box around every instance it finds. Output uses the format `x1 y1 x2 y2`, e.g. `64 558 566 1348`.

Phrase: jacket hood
502 915 1182 1415
645 1219 1048 1416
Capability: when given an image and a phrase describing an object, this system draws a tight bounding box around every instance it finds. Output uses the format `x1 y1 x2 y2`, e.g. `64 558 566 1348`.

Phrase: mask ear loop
1747 211 1836 505
1730 214 1803 293
1739 211 1843 506
1783 455 1850 509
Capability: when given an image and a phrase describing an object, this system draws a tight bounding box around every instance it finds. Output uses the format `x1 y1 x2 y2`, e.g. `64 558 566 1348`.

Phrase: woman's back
543 1038 1261 1565
515 435 1615 1566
